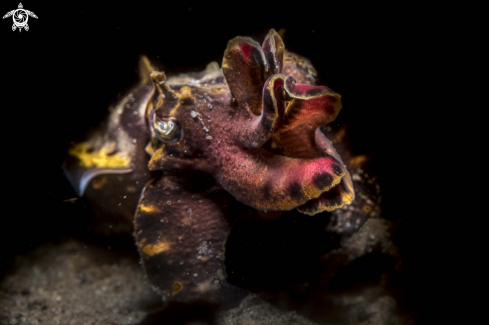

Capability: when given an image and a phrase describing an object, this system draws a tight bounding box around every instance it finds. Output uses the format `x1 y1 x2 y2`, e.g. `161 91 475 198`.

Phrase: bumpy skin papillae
64 29 366 302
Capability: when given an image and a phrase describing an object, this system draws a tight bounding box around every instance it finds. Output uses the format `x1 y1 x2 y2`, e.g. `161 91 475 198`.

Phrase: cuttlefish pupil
157 121 172 135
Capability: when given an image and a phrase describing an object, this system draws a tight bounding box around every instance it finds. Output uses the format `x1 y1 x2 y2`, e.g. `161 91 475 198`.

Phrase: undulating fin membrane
135 174 247 304
63 55 156 227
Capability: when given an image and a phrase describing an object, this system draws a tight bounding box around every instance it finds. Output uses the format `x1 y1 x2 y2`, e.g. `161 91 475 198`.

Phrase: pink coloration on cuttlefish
63 29 359 304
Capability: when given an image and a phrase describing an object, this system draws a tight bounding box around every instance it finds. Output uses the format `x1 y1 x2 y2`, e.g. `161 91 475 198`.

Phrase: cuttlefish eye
153 116 183 143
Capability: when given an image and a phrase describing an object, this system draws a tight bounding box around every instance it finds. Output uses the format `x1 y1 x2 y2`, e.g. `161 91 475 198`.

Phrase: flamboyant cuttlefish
63 29 379 303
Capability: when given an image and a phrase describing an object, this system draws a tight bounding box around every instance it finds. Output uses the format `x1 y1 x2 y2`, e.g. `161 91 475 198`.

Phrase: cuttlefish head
146 29 354 215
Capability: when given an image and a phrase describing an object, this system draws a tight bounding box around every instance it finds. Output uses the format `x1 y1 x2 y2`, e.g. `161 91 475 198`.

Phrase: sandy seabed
0 240 322 325
0 218 408 325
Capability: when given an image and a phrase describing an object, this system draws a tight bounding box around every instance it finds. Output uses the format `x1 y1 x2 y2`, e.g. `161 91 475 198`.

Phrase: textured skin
134 174 248 303
64 29 378 303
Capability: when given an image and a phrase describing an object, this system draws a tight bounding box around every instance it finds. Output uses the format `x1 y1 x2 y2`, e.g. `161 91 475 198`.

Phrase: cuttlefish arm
220 36 351 213
134 174 248 303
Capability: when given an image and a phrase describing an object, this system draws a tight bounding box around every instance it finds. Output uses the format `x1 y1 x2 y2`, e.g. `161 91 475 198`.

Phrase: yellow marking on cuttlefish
152 71 179 109
139 204 162 214
142 241 171 256
68 143 131 168
179 85 192 97
210 86 226 93
326 190 354 212
145 142 156 156
297 171 346 205
267 74 283 113
268 193 297 211
181 215 192 226
172 282 183 293
91 176 108 190
301 181 324 199
298 185 355 215
307 65 318 76
138 55 155 83
148 147 166 170
168 98 182 116
169 86 194 115
349 154 369 168
301 168 344 196
294 89 340 101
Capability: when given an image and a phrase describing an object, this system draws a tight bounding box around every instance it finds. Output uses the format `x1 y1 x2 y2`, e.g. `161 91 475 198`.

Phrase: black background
1 2 448 323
